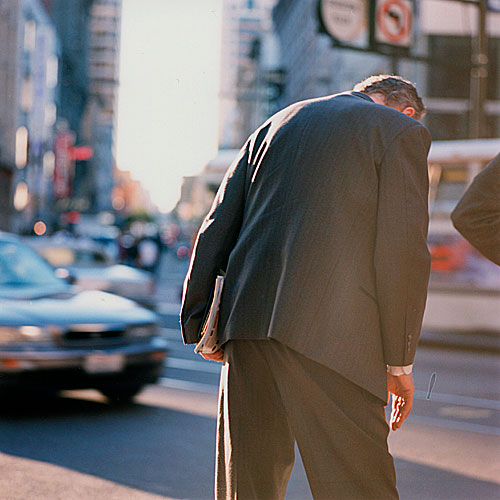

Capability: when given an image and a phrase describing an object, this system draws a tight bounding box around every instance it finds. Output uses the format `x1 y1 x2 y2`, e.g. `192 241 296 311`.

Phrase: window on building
428 36 470 99
427 35 500 139
426 112 469 140
46 56 58 88
23 20 36 53
20 77 33 112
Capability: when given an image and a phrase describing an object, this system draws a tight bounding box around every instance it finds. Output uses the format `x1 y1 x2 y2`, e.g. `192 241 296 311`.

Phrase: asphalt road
0 252 499 500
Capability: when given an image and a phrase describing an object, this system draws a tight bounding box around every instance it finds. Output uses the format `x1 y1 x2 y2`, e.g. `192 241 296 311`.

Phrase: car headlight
126 324 157 338
0 326 53 344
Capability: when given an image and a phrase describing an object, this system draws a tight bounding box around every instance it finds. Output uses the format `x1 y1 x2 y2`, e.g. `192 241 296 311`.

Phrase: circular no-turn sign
375 0 412 47
319 0 368 47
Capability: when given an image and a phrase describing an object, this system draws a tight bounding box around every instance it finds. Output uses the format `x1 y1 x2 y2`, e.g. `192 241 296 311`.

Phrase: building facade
86 0 122 213
420 0 500 139
0 0 60 233
218 0 280 149
45 0 121 218
176 0 281 232
0 0 19 230
44 0 93 136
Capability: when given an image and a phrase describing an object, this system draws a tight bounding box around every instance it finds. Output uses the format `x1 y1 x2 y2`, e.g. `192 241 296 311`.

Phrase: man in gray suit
181 75 431 500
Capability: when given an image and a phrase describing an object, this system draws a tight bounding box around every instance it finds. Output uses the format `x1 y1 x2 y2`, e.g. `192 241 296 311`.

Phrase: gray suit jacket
451 154 500 266
181 92 431 401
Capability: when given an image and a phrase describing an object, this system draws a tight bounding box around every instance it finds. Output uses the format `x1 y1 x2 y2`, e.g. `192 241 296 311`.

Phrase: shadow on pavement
0 390 498 500
0 389 216 500
395 458 500 500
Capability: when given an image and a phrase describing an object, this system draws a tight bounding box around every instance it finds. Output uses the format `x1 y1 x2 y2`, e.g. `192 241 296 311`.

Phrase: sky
116 0 223 213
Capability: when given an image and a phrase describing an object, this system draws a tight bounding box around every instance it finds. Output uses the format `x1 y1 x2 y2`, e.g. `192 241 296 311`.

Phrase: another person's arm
451 154 500 266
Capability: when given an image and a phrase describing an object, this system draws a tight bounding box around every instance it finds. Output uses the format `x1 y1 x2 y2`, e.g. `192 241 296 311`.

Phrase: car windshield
0 241 62 287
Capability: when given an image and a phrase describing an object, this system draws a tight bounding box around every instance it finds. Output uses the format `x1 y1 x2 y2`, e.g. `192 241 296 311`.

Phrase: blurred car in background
424 139 500 334
0 232 167 402
25 236 157 310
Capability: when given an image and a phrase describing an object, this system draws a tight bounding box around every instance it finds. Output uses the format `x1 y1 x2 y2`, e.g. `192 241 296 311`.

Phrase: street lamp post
469 0 489 138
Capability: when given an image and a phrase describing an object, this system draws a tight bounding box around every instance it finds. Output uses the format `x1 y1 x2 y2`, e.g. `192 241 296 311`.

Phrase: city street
1 1 499 499
0 251 499 500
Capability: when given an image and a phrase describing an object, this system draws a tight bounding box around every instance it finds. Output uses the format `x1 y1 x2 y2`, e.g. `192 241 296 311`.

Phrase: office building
0 0 60 232
219 0 279 149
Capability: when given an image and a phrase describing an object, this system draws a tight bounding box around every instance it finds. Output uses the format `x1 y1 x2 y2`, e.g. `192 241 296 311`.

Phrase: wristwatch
387 364 413 376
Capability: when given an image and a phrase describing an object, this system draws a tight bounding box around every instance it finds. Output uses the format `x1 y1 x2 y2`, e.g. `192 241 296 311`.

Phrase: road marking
159 377 219 394
166 357 221 373
409 415 500 436
415 390 500 411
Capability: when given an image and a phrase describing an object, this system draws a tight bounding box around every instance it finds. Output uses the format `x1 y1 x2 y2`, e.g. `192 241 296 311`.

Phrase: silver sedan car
0 233 167 402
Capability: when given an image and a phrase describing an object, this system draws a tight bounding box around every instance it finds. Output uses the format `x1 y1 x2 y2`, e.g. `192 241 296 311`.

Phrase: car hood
68 264 153 282
0 287 157 326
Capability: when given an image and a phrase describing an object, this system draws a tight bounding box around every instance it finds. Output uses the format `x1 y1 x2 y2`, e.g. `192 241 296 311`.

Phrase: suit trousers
215 339 399 500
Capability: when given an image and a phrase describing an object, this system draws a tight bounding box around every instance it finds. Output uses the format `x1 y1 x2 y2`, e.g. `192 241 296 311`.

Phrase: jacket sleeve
451 154 500 266
180 141 250 344
374 123 432 366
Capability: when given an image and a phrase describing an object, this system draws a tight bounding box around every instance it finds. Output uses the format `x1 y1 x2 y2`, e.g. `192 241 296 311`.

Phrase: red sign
53 131 75 199
70 145 93 161
375 0 412 47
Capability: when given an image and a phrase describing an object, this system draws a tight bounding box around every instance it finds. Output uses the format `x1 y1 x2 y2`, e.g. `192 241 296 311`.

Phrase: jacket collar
349 91 375 103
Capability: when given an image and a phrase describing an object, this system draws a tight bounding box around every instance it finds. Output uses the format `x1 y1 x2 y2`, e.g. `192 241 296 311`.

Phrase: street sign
53 130 75 199
70 145 94 161
374 0 413 47
319 0 368 48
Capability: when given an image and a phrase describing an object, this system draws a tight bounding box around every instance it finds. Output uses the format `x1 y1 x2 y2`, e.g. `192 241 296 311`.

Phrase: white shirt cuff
387 364 413 376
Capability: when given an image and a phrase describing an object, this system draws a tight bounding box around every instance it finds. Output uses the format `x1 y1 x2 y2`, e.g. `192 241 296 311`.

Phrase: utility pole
469 0 489 138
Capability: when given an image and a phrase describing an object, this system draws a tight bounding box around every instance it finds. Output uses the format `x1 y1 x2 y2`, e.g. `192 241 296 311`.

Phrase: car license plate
84 353 125 374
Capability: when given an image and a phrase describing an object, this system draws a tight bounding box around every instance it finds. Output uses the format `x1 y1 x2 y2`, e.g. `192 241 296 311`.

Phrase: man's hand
387 372 415 431
199 349 224 363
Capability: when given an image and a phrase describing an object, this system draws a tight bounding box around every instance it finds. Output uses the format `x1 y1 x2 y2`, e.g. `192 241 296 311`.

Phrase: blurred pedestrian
137 236 161 273
118 232 138 266
451 153 500 266
181 75 431 500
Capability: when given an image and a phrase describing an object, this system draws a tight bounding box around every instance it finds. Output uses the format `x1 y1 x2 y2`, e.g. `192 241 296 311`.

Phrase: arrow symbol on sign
388 8 402 30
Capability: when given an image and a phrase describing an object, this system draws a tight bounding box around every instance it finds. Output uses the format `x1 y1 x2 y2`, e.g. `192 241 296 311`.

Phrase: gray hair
353 75 425 120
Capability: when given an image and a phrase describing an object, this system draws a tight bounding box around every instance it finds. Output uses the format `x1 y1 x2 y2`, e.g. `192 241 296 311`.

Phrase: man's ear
402 107 416 118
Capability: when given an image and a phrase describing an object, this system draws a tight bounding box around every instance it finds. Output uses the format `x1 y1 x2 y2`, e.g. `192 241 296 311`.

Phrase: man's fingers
391 394 413 430
387 372 415 430
391 396 404 431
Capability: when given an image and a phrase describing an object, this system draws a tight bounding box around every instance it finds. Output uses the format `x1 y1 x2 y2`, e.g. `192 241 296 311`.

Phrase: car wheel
99 384 144 404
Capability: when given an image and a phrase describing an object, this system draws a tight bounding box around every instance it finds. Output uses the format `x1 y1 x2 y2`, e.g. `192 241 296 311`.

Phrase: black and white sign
374 0 413 47
319 0 368 47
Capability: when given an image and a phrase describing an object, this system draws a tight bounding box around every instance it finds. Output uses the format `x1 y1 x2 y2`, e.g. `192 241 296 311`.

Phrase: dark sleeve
180 141 250 344
451 154 500 266
374 124 432 366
